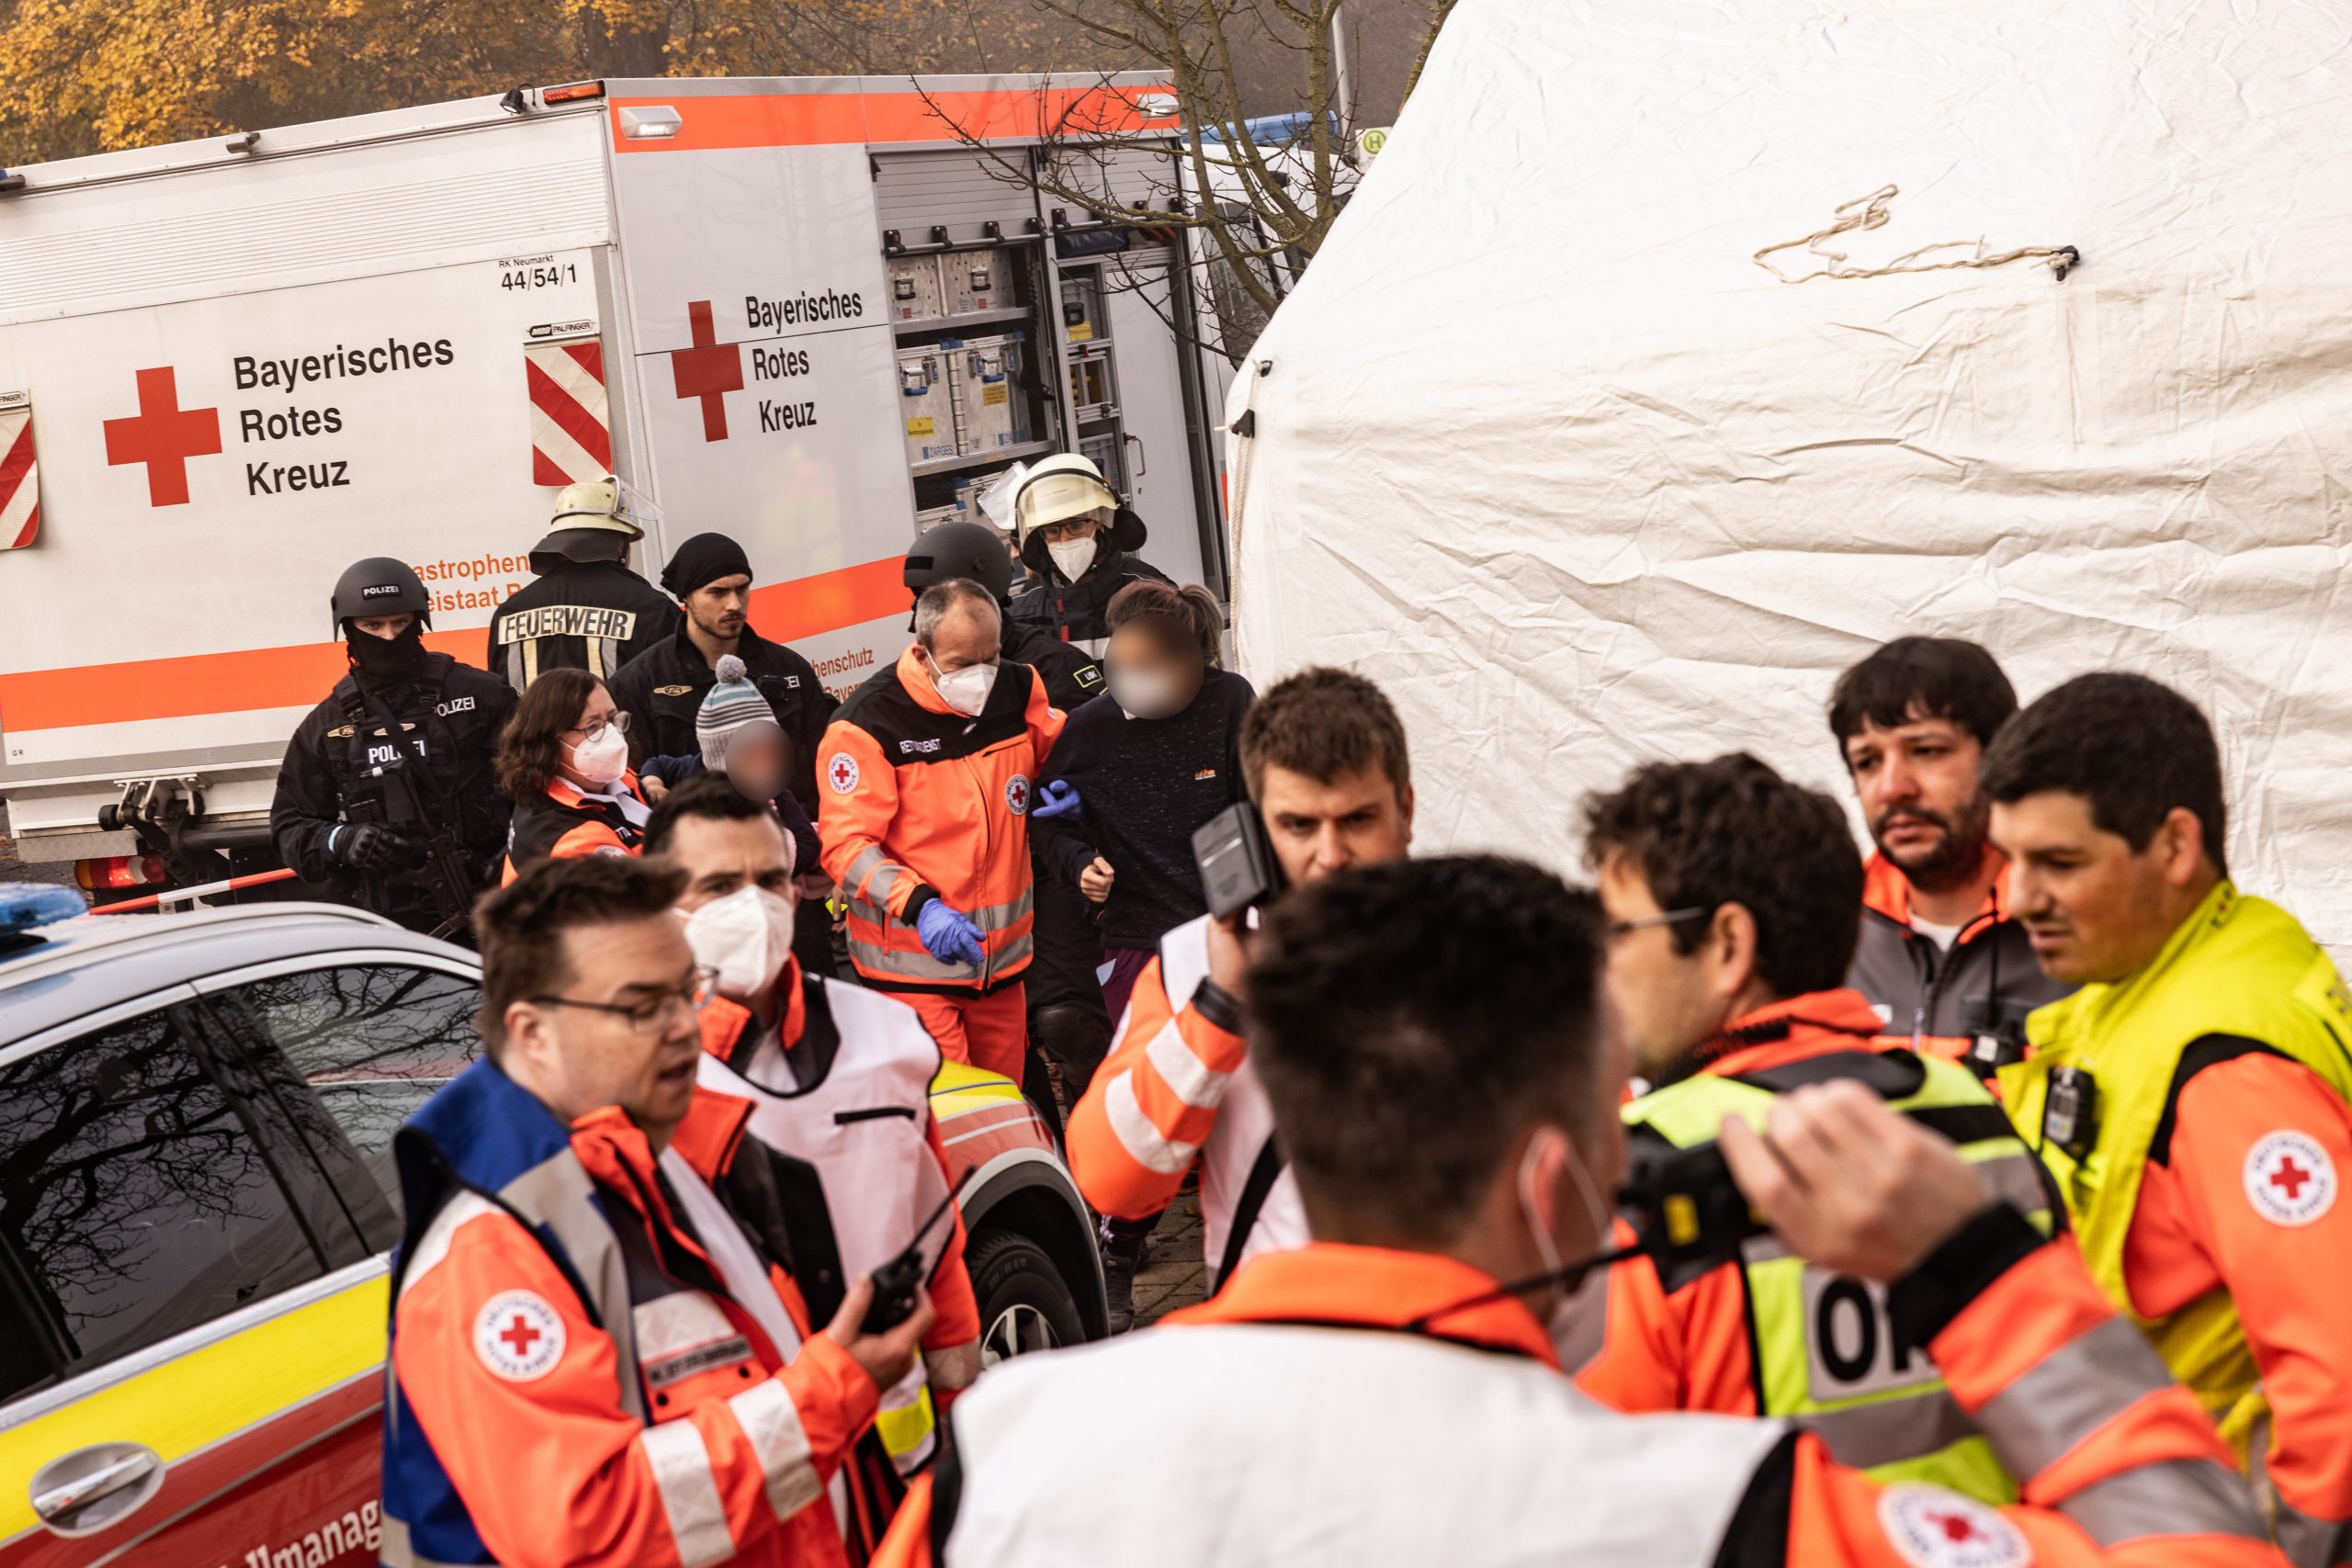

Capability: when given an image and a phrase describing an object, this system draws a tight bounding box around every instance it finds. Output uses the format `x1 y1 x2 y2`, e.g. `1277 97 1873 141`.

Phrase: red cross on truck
101 367 221 507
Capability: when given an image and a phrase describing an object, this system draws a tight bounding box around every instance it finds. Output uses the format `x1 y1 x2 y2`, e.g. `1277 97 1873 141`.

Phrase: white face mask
1517 1129 1615 1343
567 725 630 788
683 885 797 999
1046 536 1097 582
1108 665 1186 721
929 654 1000 717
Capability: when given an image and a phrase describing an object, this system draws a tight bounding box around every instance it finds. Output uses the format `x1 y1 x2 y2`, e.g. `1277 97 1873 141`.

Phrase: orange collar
1669 988 1890 1080
663 1085 757 1181
1861 850 2009 937
697 959 808 1066
1163 1242 1558 1367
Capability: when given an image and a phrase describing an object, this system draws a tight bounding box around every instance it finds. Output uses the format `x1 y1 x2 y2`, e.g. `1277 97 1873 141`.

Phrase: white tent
1229 0 2352 951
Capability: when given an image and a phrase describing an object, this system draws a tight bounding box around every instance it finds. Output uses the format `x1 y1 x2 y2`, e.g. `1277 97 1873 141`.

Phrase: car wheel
968 1228 1085 1369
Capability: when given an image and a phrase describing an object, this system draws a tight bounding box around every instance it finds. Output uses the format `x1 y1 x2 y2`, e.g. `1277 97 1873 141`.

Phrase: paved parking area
1132 1190 1208 1327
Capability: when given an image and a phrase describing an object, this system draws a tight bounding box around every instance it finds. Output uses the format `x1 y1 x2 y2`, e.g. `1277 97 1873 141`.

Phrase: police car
0 890 1103 1566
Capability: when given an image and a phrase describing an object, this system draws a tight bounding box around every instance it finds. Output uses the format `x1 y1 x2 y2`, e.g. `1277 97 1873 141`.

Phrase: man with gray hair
813 578 1066 1079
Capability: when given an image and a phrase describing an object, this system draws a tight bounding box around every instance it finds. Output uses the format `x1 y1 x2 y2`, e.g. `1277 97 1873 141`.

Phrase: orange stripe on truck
0 555 907 733
608 85 1177 154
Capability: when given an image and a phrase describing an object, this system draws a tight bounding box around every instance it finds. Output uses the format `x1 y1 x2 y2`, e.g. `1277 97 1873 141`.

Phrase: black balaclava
348 620 427 687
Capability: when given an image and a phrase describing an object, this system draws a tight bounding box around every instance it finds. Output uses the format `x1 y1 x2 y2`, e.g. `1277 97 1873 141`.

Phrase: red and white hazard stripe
0 395 39 551
526 339 613 486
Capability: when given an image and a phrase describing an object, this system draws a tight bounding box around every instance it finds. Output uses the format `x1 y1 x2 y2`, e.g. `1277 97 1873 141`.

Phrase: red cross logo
498 1314 543 1357
671 300 743 443
103 367 221 506
828 753 859 793
1924 1510 1980 1544
2271 1156 2312 1200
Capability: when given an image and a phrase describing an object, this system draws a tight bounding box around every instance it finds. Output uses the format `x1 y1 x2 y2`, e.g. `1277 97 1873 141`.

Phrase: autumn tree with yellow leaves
0 0 1092 164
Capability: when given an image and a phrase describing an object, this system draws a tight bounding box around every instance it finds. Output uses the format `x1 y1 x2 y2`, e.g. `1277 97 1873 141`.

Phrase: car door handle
30 1442 164 1536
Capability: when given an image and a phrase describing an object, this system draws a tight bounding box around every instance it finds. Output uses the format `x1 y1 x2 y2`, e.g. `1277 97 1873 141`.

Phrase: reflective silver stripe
1973 1152 2054 1220
992 931 1035 970
506 643 526 691
502 1150 646 1421
2274 1495 2352 1568
1105 1069 1200 1174
967 886 1036 931
2058 1460 2267 1547
843 847 897 902
639 1418 736 1567
847 931 977 982
377 1515 483 1568
1143 1017 1229 1110
1972 1317 2174 1479
729 1374 824 1525
1794 1389 1977 1469
587 637 606 680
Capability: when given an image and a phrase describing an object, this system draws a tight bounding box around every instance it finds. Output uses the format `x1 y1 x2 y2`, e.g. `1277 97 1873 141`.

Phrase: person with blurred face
1829 637 2071 1071
1065 667 1413 1329
494 667 651 881
1573 753 2053 1503
380 855 931 1568
645 776 983 1490
1984 671 2352 1565
873 857 2269 1568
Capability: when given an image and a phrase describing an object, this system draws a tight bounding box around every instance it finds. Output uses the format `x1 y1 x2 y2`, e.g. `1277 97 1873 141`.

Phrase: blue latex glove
916 898 987 967
1033 779 1083 821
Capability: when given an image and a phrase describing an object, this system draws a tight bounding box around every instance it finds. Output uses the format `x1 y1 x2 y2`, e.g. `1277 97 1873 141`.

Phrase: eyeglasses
565 712 633 743
1035 518 1099 543
1604 907 1713 940
530 967 717 1034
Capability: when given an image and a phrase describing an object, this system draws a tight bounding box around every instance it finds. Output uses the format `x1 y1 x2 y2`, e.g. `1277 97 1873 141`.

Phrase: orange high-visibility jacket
1067 913 1306 1284
875 1229 2280 1567
385 1083 876 1568
817 646 1062 994
502 771 649 883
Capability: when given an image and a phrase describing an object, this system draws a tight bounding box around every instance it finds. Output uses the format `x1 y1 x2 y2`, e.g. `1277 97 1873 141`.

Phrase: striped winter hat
697 655 772 766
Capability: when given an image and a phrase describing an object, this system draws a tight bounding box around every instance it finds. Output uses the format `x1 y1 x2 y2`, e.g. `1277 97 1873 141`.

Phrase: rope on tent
1753 185 2080 284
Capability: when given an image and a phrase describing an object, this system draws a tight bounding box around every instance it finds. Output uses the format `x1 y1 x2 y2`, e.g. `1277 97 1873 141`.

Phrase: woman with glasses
494 666 654 882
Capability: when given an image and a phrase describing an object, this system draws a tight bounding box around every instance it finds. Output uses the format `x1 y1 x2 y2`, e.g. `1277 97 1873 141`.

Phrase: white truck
0 72 1235 893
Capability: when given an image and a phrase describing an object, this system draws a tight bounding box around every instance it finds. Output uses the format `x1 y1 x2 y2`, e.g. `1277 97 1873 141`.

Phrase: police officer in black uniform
271 558 516 940
907 519 1111 1131
484 476 678 691
1007 452 1171 660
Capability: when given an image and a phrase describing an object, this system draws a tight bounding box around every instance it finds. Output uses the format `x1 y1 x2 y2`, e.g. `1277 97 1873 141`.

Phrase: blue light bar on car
0 883 86 951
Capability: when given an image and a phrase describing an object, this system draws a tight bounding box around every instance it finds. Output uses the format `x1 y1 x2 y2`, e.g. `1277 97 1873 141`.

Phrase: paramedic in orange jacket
1571 753 2059 1503
1983 673 2352 1567
1064 668 1413 1329
1830 637 2072 1070
816 580 1063 1081
497 666 652 881
647 774 983 1477
876 855 2278 1568
379 854 933 1568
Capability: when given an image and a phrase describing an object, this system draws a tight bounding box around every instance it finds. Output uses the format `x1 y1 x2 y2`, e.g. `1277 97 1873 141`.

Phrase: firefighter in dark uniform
270 558 516 940
608 531 837 972
484 476 678 691
1006 452 1172 660
906 520 1108 1127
